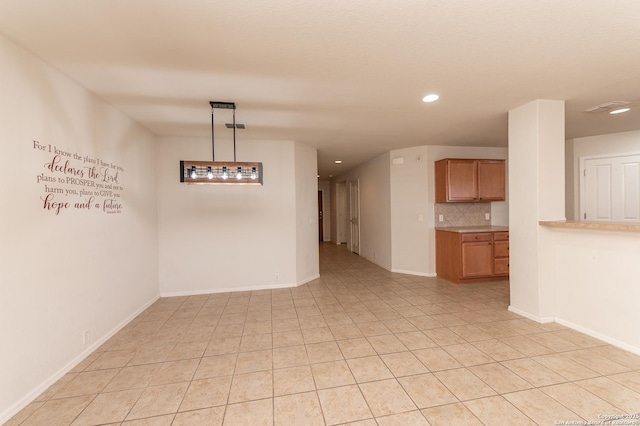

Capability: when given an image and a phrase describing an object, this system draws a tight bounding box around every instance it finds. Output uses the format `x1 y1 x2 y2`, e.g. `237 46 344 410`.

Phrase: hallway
8 243 640 425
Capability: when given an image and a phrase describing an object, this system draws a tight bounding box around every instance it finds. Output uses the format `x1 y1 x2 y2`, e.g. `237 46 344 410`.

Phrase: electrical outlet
438 214 444 222
275 273 280 281
82 330 90 345
485 213 490 220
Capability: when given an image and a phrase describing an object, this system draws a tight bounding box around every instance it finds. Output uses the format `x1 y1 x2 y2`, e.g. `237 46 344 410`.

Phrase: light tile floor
7 243 640 425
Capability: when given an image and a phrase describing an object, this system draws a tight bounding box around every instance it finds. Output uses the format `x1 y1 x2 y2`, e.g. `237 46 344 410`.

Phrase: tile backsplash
435 202 491 227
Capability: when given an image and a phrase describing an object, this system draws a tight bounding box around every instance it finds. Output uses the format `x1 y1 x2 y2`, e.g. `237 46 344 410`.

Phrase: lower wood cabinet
492 231 510 276
436 230 509 284
461 234 493 278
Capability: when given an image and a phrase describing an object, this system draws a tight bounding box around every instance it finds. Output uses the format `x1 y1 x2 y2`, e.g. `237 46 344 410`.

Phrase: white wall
508 100 565 321
565 138 576 220
558 129 640 352
549 228 640 352
157 137 318 294
566 130 640 220
0 36 159 422
339 153 392 270
389 146 430 275
295 143 320 283
389 145 508 276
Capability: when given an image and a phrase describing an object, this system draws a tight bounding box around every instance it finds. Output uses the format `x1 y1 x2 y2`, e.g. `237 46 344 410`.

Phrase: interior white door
583 154 640 222
337 184 348 244
349 180 360 254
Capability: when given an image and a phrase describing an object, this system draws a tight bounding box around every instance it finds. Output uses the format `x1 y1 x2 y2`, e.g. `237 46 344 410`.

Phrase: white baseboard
507 305 554 323
508 306 640 356
391 269 437 277
554 317 640 356
296 274 321 286
161 283 297 297
0 295 159 425
160 275 321 298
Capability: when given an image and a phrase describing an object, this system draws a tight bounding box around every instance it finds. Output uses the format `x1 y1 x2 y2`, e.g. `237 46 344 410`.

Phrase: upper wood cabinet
477 160 506 201
435 158 505 202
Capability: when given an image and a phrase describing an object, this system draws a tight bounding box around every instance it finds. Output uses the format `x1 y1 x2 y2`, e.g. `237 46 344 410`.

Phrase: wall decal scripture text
33 140 125 215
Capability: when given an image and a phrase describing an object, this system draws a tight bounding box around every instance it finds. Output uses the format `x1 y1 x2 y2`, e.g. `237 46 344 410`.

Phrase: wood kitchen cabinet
435 159 505 202
460 233 494 278
436 229 509 284
492 231 510 276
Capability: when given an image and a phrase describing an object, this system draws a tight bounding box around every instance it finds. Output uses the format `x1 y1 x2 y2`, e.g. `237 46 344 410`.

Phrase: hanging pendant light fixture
180 101 263 185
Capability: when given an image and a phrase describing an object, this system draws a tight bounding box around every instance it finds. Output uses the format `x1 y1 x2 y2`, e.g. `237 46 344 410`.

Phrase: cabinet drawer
461 233 492 242
494 231 509 241
494 241 509 258
494 258 509 275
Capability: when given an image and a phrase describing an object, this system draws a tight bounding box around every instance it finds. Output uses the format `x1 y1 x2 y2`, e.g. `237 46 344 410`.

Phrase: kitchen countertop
435 226 509 233
539 220 640 232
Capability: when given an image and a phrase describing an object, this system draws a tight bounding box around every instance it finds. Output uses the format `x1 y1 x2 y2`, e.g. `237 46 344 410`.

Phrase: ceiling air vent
583 101 630 113
225 123 246 129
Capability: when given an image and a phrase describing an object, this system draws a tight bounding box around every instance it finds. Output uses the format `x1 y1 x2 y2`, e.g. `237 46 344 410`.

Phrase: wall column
508 100 565 321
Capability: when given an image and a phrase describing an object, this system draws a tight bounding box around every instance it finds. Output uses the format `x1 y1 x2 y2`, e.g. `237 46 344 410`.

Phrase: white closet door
621 160 640 220
583 154 640 222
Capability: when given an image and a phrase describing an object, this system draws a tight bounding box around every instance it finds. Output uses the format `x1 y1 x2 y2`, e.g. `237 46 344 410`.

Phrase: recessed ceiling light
422 94 439 103
334 160 343 164
610 108 631 114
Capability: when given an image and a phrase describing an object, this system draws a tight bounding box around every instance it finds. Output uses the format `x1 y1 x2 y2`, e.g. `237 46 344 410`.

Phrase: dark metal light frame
180 101 263 185
180 160 263 185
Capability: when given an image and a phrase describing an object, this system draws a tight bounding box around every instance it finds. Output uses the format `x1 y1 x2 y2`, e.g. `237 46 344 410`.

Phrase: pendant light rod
180 101 263 185
209 101 237 162
211 107 215 161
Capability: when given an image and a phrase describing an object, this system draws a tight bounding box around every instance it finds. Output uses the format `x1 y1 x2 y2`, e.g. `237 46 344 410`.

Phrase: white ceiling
2 0 640 177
